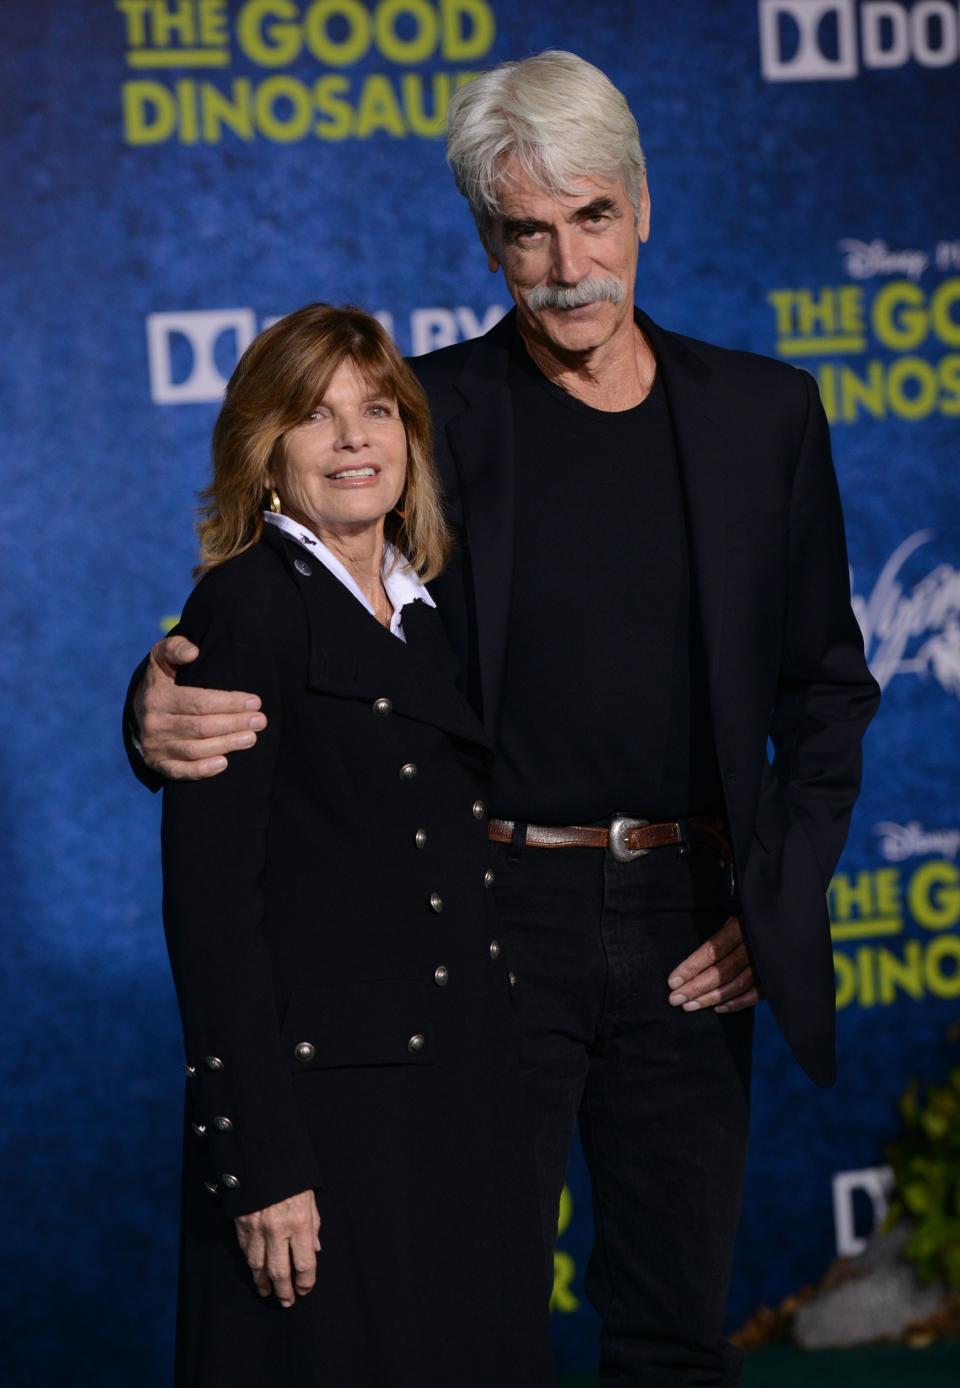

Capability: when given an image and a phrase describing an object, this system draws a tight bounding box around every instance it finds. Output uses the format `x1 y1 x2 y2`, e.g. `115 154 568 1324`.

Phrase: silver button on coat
489 940 501 960
204 1056 224 1072
294 1041 316 1062
509 971 518 987
484 869 495 887
429 893 443 913
399 763 418 781
184 1063 197 1079
203 1180 219 1196
408 1033 425 1053
191 1122 207 1138
472 800 485 819
414 829 427 849
221 1173 240 1190
434 965 449 987
213 1116 233 1132
294 558 312 576
373 698 392 716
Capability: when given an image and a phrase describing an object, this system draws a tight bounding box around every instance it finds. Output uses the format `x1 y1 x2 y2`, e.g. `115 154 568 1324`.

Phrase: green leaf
906 1218 960 1261
882 1200 904 1231
904 1183 932 1215
907 1225 939 1259
921 1110 951 1140
900 1080 920 1126
928 1089 959 1118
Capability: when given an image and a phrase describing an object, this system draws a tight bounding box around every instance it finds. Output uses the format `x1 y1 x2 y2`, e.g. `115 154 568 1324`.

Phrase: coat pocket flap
281 978 436 1070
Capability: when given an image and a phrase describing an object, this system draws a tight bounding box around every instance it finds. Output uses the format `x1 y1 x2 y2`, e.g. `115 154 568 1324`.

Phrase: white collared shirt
263 511 434 642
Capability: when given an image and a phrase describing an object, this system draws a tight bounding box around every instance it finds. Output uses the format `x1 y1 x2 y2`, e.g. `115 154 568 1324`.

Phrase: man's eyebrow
500 197 621 237
501 215 550 237
576 196 620 219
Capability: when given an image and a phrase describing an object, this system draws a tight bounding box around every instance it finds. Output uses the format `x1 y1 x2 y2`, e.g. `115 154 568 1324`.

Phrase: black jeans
490 832 754 1387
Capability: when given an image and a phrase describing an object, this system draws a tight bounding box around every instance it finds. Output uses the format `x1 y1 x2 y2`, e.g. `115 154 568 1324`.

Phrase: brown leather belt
488 813 731 864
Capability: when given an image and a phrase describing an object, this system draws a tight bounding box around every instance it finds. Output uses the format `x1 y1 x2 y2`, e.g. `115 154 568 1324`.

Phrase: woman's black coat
161 522 553 1388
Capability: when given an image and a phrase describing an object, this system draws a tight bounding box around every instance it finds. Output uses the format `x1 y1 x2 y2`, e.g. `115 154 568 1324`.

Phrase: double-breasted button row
185 1056 223 1076
194 1114 234 1136
202 1173 240 1194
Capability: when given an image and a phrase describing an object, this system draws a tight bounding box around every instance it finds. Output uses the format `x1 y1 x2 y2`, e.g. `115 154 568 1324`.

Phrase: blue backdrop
3 2 959 1381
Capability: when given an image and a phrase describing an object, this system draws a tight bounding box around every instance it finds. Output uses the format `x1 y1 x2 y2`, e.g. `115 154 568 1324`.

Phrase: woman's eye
366 403 392 417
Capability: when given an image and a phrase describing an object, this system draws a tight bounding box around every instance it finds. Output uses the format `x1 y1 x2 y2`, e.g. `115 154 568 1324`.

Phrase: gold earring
269 489 282 513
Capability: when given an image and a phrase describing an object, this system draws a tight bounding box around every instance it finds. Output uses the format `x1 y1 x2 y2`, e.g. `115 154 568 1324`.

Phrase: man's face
484 162 650 356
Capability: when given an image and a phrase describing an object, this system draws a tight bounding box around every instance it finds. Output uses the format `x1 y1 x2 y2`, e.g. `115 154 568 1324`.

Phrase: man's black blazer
409 308 881 1087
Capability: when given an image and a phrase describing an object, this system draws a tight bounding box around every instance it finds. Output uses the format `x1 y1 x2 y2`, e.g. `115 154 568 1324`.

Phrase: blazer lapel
399 599 493 754
260 524 491 750
636 310 729 695
444 316 517 737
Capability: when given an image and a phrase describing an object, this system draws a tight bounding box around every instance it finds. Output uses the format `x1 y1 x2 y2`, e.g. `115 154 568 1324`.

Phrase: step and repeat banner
3 2 959 1382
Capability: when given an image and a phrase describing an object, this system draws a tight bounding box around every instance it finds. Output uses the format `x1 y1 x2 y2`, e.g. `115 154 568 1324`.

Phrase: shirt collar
262 511 434 640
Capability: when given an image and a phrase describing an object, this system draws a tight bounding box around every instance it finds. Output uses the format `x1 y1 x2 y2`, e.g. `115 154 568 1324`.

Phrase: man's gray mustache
524 277 626 311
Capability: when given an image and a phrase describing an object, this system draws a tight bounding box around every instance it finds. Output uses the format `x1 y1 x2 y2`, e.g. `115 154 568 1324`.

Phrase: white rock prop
792 1223 948 1349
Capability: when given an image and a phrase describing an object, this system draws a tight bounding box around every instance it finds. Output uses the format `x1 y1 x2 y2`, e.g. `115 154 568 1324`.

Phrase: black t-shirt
489 331 722 824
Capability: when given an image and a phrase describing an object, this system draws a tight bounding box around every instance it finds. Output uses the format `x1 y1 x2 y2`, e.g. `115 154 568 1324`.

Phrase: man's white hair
445 50 647 237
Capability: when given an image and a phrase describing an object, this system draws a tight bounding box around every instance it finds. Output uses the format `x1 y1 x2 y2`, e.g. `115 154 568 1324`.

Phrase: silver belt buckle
608 813 650 862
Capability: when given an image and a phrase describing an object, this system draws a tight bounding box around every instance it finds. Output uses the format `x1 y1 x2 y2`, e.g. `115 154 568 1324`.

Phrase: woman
161 304 554 1387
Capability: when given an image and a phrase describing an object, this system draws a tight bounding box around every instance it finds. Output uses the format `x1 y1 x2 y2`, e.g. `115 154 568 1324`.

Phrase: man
126 51 880 1387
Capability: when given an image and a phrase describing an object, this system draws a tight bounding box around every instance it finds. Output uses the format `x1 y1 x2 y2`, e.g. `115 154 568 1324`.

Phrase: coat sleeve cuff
215 1153 324 1220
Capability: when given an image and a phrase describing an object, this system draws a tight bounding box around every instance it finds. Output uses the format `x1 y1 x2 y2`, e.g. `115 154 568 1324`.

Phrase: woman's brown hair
196 303 451 581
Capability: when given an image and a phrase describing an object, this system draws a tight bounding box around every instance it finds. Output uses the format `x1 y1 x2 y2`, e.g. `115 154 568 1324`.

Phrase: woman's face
271 359 407 540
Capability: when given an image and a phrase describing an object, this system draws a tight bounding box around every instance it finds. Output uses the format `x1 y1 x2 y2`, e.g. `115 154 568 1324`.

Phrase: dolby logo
759 0 960 81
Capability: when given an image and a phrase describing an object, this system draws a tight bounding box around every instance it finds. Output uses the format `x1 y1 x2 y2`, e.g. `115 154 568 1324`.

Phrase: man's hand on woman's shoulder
134 634 266 780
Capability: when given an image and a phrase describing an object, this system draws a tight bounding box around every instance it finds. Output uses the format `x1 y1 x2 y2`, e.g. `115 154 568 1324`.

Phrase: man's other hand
666 915 761 1014
133 634 266 780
